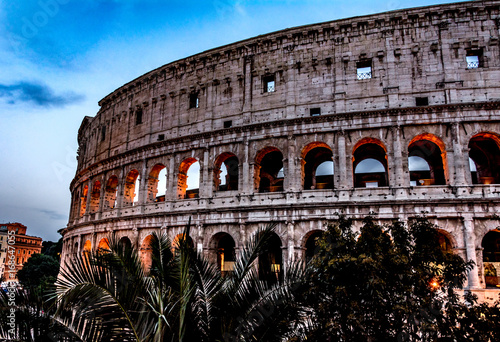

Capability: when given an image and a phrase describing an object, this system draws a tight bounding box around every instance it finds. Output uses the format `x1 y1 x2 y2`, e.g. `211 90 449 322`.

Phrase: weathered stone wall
63 0 500 299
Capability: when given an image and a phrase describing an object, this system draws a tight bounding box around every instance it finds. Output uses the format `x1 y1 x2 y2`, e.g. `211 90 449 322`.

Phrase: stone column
392 126 406 187
337 132 348 189
243 56 253 115
452 123 467 187
138 160 148 206
201 148 212 198
287 221 295 263
115 168 125 216
84 180 92 218
98 177 106 214
167 156 176 201
242 140 252 194
462 216 480 289
286 135 298 193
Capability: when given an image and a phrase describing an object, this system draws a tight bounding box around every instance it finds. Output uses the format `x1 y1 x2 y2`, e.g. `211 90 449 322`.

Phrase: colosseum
62 0 500 299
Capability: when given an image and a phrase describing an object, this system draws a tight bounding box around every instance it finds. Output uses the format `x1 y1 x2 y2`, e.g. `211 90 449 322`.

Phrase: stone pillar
242 56 253 115
287 221 295 263
98 178 106 214
167 156 176 201
452 123 467 187
196 224 204 254
84 180 92 217
337 132 348 189
201 149 212 198
392 126 406 187
462 216 480 289
138 160 148 205
286 135 298 193
115 168 125 217
242 140 251 194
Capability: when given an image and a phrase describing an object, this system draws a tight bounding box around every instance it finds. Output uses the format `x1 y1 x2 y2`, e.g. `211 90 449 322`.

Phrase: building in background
0 227 7 282
0 223 43 282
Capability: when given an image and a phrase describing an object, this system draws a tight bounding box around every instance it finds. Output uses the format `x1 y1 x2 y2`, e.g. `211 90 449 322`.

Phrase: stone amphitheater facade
62 0 500 298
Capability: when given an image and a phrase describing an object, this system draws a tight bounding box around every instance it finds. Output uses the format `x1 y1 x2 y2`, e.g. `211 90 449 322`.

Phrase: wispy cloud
0 81 84 107
38 209 67 221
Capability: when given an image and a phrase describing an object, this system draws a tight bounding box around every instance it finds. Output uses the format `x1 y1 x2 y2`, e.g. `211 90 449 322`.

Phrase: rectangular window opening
356 59 372 80
416 97 429 106
223 120 233 128
157 134 165 141
310 108 321 116
466 49 483 69
263 75 275 93
135 109 143 125
101 126 106 142
189 93 199 109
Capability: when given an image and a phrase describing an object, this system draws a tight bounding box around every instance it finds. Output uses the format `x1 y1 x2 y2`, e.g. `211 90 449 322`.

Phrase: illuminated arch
258 232 283 282
140 235 154 272
352 138 388 188
123 169 140 206
214 153 239 191
97 238 110 253
481 229 500 288
254 147 284 193
301 142 334 190
408 134 447 186
104 175 119 209
469 132 500 185
147 164 167 202
89 180 101 213
178 158 200 199
209 232 236 274
80 184 89 217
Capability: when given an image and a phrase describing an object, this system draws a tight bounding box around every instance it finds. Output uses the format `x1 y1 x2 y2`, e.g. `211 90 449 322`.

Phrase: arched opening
214 153 239 191
82 240 92 257
178 158 200 199
147 164 167 202
469 133 500 185
89 181 101 213
119 236 132 251
172 233 195 252
408 156 431 186
255 148 284 193
304 230 324 263
436 230 453 253
73 242 79 257
408 136 446 186
140 235 154 272
80 185 89 216
258 232 283 282
353 140 388 188
104 176 119 209
123 170 140 206
72 191 80 219
302 143 334 190
210 232 236 274
97 238 110 254
482 230 500 288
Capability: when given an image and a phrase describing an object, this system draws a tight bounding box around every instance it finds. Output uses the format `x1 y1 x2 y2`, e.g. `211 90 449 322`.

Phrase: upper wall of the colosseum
75 0 500 172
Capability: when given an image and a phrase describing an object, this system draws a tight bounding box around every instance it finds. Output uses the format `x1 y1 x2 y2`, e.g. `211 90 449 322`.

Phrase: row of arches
70 226 500 287
72 132 500 218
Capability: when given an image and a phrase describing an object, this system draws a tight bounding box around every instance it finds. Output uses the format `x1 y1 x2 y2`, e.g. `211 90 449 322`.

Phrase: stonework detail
62 1 500 298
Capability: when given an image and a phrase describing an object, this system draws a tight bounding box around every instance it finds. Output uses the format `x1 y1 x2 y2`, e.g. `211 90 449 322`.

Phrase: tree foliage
17 254 60 290
300 215 500 341
52 223 309 342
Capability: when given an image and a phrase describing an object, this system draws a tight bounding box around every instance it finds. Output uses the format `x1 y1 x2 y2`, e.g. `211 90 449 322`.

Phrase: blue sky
0 0 467 241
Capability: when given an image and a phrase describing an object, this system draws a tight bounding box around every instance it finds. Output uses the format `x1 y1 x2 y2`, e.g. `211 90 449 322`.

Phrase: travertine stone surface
63 1 500 298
